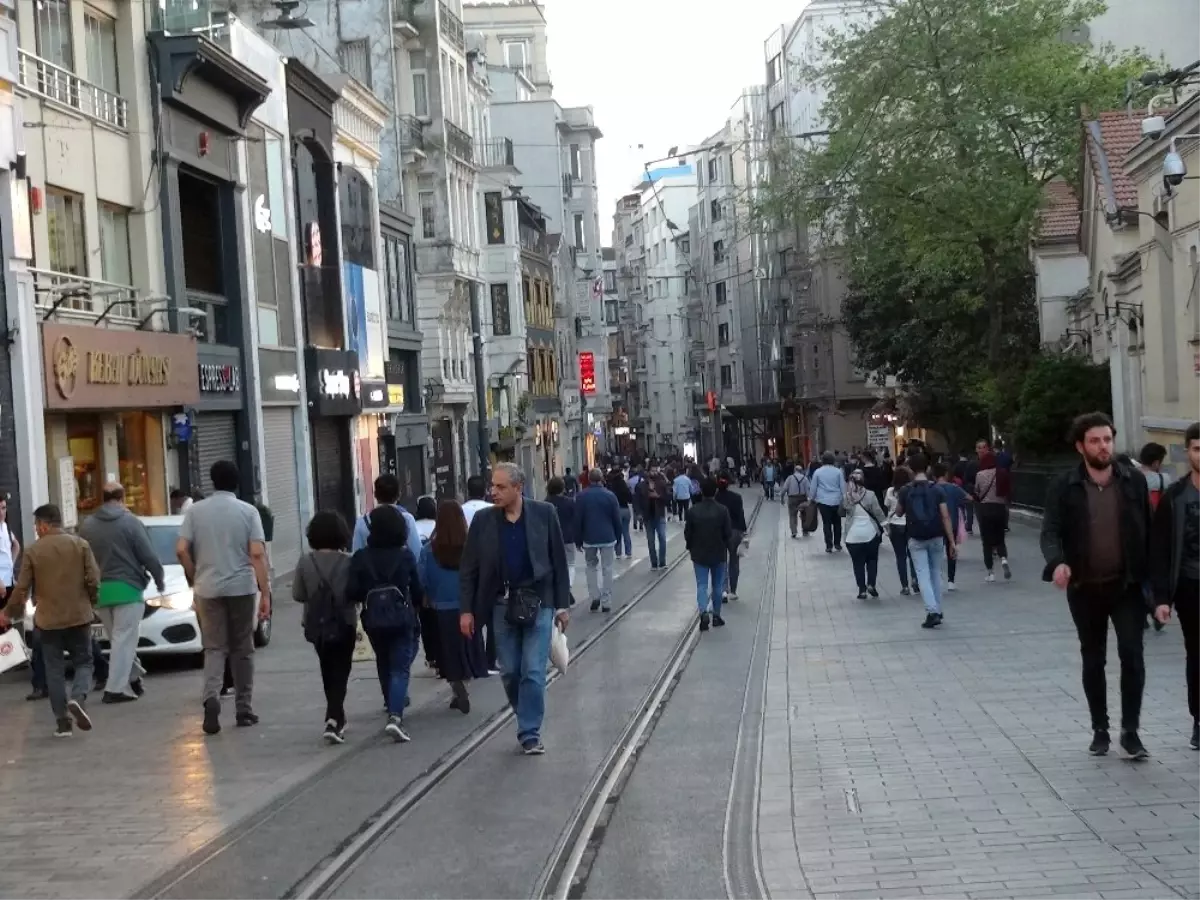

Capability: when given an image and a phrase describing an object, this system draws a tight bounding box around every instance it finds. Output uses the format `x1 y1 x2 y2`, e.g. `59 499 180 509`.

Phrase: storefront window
67 416 103 516
116 412 167 516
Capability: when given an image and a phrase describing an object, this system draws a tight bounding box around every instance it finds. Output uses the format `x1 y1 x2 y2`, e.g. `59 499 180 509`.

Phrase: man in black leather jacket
685 478 733 632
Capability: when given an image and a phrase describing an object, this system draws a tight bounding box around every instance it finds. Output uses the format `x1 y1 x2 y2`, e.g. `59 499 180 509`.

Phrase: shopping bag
0 627 30 674
351 618 375 663
549 624 569 673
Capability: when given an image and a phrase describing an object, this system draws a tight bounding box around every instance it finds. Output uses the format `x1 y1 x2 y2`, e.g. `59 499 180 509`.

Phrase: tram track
289 493 765 900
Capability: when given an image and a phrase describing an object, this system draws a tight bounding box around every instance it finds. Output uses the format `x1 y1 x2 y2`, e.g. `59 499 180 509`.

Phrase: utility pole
468 282 490 480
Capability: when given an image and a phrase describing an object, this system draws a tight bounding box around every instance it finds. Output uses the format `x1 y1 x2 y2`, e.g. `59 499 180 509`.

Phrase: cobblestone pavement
759 515 1199 900
0 521 683 900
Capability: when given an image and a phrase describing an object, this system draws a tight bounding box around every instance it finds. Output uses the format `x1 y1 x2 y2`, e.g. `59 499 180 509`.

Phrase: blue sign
343 262 367 367
172 412 193 443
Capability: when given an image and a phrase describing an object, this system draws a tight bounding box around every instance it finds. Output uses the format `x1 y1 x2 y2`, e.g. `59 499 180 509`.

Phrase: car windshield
144 523 180 567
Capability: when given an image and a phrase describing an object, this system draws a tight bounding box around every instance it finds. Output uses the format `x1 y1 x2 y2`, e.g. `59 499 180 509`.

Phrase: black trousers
1174 576 1199 722
1067 581 1145 733
887 524 916 589
847 538 880 591
944 536 957 582
976 504 1008 570
818 503 842 549
315 639 355 728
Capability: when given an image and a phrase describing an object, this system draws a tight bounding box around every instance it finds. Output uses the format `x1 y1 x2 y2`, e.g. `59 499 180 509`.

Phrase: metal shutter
194 413 238 496
262 408 303 576
312 417 348 519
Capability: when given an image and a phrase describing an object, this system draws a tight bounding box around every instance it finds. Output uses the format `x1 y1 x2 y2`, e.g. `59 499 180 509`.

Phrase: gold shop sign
42 322 200 410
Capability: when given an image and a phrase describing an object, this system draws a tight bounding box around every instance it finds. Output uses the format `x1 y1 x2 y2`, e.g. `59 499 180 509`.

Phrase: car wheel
254 615 272 648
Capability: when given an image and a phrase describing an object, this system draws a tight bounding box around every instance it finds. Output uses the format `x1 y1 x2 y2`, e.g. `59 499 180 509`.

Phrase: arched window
339 166 375 268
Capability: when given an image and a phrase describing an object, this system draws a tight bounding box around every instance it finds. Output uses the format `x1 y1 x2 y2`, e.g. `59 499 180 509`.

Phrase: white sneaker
384 716 411 743
986 572 995 583
946 582 956 592
727 591 737 600
1001 558 1012 580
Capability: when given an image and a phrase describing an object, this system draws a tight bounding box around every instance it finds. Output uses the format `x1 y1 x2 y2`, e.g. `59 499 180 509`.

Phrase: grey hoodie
78 503 165 595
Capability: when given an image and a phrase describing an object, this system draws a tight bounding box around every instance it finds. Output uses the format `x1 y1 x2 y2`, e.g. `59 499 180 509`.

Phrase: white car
26 515 271 661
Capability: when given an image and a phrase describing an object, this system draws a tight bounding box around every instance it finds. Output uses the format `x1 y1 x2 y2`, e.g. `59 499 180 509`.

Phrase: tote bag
0 627 29 675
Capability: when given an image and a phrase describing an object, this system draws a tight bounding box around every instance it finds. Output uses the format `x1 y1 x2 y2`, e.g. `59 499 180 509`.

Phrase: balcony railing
186 288 232 344
443 120 474 165
18 50 128 130
398 114 426 155
31 268 141 320
438 0 465 50
477 137 514 169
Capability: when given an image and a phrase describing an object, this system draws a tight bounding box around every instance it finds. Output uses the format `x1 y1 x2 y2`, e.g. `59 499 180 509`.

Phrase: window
412 72 429 118
767 53 780 85
720 365 734 389
678 237 690 255
339 167 375 268
713 239 725 263
711 198 722 221
605 298 618 326
503 40 528 76
707 157 718 183
419 190 436 239
570 143 581 180
45 186 86 275
383 233 414 324
35 0 72 69
97 203 131 286
715 281 727 305
783 345 795 368
338 39 371 88
718 323 730 346
491 283 511 336
652 356 658 375
603 270 617 293
85 12 119 95
264 133 288 240
484 191 505 244
812 343 820 371
573 213 585 251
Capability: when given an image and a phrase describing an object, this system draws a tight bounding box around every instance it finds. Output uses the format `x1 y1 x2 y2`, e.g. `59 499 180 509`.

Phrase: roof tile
1037 179 1080 242
1086 111 1148 210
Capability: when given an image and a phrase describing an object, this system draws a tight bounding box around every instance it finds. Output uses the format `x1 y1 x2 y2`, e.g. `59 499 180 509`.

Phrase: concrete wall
1034 248 1089 345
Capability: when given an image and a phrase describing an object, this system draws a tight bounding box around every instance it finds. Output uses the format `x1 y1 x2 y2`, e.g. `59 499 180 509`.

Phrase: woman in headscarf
842 468 888 600
973 451 1012 582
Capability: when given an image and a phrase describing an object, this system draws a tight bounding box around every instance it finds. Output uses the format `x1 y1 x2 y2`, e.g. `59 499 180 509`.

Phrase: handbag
0 627 29 675
497 519 543 627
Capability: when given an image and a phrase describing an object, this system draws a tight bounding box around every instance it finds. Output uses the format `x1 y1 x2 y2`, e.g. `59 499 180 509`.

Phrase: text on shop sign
89 350 170 386
199 363 241 393
319 368 352 398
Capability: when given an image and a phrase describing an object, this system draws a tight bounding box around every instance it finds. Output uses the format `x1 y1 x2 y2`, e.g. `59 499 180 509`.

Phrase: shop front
41 323 199 521
379 357 429 506
190 345 246 497
258 348 305 573
305 347 360 525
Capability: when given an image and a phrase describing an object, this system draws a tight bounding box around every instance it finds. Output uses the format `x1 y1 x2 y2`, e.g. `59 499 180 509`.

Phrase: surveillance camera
1142 115 1166 141
1163 149 1187 186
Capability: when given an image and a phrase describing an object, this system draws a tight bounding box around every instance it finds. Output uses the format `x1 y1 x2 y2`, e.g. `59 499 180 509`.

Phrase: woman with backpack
291 511 355 745
973 451 1012 582
347 505 424 743
419 500 488 715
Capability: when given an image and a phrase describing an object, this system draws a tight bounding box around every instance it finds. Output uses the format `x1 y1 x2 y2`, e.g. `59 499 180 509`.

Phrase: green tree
757 0 1146 425
1012 353 1111 455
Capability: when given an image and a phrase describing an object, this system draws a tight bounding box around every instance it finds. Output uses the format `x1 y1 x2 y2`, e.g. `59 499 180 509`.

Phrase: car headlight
148 591 194 611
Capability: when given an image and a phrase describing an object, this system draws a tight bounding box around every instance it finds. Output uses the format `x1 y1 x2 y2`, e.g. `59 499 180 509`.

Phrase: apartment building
611 192 644 452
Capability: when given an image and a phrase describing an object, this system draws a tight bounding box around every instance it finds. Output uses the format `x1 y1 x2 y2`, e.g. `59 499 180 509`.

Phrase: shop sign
579 351 596 395
305 347 361 416
362 378 390 410
42 323 199 410
199 362 242 393
387 384 405 408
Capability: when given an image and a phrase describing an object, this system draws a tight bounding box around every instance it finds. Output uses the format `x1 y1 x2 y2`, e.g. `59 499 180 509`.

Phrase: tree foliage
756 0 1148 433
1012 353 1112 454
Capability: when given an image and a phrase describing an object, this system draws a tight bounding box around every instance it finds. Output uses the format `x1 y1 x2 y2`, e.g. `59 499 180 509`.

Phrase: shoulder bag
497 514 543 628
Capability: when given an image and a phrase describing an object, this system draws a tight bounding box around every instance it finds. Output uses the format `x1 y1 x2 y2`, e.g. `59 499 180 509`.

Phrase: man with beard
1150 422 1200 750
1041 412 1153 759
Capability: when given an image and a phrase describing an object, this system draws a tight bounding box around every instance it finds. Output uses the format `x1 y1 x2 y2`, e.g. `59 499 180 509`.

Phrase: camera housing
1142 115 1167 141
1162 149 1187 187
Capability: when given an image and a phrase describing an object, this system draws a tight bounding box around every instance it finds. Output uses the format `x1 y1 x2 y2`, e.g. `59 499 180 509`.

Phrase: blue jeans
908 537 945 615
367 627 419 717
693 562 727 617
493 605 554 744
617 508 633 557
645 517 667 567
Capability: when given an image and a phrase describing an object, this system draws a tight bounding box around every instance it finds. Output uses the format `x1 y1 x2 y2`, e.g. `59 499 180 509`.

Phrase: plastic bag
550 624 569 673
0 627 29 675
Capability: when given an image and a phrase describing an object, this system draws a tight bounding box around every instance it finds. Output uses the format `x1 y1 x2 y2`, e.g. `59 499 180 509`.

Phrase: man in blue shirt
673 470 694 522
811 452 848 552
352 475 423 563
574 469 622 612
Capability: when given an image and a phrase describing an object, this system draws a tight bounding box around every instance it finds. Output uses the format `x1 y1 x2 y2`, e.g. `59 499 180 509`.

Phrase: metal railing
438 0 464 50
443 120 474 164
18 50 128 130
398 114 426 154
185 288 231 344
31 268 140 318
1010 461 1073 513
477 137 514 169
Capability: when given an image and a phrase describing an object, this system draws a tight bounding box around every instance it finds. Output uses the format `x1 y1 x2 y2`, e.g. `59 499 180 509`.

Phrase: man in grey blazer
460 462 570 755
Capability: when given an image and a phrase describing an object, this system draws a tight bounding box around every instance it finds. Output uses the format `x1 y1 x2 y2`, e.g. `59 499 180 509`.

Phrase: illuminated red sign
579 351 596 394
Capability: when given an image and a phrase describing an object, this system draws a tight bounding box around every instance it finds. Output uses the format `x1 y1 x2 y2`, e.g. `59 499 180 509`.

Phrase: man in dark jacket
1150 421 1200 750
606 468 634 558
1041 412 1153 759
460 462 569 755
685 478 733 632
635 463 671 569
545 477 578 600
715 475 747 601
575 469 622 612
78 483 165 703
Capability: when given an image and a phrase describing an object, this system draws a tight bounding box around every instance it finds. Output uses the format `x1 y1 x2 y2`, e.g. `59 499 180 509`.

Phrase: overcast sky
543 0 804 242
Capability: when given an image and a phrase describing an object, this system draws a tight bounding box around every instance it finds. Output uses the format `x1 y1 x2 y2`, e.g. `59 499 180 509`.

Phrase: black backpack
359 553 416 634
302 555 354 645
905 482 943 541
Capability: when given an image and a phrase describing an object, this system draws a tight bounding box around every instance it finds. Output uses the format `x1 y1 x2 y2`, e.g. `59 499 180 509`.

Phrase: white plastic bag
549 624 570 673
0 628 29 675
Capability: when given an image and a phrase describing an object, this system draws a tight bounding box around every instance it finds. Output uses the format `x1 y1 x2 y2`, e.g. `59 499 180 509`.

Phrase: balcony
185 289 232 344
439 0 465 51
18 50 128 131
415 239 478 276
32 268 144 323
154 0 229 34
443 120 474 165
393 0 420 42
398 114 426 158
477 137 515 170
